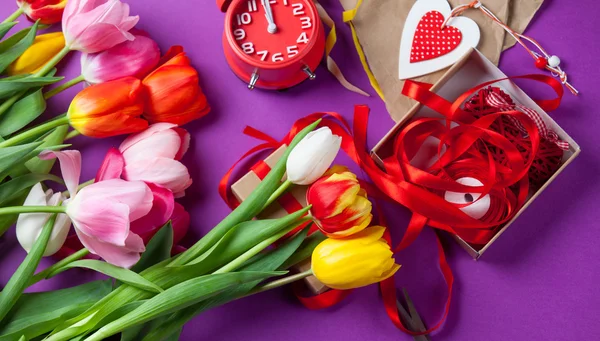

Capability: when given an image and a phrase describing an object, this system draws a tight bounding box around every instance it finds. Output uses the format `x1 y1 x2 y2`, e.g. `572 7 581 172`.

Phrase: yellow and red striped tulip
311 225 400 290
67 77 148 138
142 46 210 126
17 0 67 24
6 32 65 75
306 166 373 238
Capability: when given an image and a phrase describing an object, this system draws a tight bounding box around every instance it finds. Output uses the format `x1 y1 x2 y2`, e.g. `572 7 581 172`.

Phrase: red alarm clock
218 0 326 90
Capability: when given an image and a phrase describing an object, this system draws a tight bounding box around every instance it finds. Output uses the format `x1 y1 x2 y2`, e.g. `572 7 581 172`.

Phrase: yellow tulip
7 32 65 76
311 225 400 290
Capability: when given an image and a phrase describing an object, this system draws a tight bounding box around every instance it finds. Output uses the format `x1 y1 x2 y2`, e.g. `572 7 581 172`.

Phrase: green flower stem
44 74 85 99
65 129 82 141
28 248 89 287
0 205 66 216
64 178 94 198
263 179 292 210
0 115 69 148
244 268 313 297
0 92 22 117
2 7 23 24
33 46 70 78
214 216 312 275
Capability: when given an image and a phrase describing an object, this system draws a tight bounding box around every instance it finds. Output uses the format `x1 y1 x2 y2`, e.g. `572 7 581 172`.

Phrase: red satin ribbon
218 74 564 334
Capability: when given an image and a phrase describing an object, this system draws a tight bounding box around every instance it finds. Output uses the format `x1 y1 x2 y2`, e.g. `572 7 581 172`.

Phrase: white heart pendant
399 0 480 80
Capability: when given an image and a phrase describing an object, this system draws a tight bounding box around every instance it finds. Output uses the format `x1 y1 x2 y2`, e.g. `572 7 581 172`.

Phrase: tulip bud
307 166 372 237
286 127 342 185
142 46 210 125
311 226 400 290
6 32 66 76
17 0 67 24
16 183 71 257
67 77 148 138
81 32 160 84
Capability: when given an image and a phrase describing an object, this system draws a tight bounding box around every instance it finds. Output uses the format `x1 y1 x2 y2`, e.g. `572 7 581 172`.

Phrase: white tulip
286 127 342 185
16 183 72 256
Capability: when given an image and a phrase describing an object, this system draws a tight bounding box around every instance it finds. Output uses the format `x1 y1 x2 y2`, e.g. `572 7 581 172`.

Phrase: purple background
1 0 599 340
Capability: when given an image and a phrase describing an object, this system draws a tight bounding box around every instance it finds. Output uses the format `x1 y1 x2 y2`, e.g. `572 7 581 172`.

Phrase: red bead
535 57 548 69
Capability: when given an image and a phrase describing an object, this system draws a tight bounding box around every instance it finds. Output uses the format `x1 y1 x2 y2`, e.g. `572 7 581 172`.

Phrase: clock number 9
234 29 246 41
300 17 312 29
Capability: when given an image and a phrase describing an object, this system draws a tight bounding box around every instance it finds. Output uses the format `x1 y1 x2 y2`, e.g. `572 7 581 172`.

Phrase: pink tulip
41 150 153 268
62 0 139 54
171 202 190 245
81 31 160 84
119 123 192 197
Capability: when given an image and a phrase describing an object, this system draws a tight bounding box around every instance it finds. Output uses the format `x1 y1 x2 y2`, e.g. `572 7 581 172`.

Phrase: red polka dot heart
410 11 462 63
398 0 480 80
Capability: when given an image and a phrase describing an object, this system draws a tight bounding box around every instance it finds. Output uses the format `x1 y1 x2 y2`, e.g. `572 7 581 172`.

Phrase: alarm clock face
228 0 317 66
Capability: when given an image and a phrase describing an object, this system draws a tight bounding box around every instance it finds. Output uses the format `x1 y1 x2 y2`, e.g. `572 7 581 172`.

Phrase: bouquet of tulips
0 1 401 340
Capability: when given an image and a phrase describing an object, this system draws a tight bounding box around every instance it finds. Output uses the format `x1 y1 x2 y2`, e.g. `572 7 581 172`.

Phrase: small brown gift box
370 49 581 259
231 145 329 294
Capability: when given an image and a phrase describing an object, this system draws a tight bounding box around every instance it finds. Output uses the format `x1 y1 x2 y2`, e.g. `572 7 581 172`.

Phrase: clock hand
261 0 277 34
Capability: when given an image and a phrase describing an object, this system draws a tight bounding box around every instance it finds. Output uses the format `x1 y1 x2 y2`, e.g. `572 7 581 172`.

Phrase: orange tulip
306 166 373 238
17 0 67 25
67 77 148 138
142 46 210 125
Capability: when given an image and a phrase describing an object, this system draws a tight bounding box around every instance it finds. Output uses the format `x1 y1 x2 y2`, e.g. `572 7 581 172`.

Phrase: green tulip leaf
0 214 58 322
182 207 309 272
0 75 63 99
47 260 165 294
280 230 327 270
0 141 42 179
131 222 173 274
25 125 69 174
0 281 112 341
86 271 286 341
0 172 62 206
0 22 17 40
0 89 46 136
0 21 39 74
0 188 28 237
142 228 310 341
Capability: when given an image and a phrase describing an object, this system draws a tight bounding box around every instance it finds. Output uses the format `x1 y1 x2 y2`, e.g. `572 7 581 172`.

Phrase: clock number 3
300 17 312 29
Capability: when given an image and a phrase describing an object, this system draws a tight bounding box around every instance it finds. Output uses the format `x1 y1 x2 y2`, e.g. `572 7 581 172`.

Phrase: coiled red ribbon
218 74 564 334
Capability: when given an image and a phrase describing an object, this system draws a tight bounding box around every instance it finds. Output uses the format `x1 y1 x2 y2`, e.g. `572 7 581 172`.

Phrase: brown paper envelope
502 0 544 49
339 0 510 122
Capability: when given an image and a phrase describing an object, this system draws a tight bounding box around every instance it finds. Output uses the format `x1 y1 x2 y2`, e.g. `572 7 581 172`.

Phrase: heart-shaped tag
399 0 480 80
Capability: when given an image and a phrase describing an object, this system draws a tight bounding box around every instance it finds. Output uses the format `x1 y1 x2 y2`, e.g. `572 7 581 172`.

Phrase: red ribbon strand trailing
218 74 565 334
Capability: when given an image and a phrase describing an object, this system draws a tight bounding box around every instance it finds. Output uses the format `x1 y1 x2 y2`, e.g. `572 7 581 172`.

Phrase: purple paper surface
1 0 599 340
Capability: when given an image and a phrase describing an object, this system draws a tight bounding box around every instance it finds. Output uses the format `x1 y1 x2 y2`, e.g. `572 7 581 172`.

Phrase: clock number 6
300 17 312 29
272 53 284 62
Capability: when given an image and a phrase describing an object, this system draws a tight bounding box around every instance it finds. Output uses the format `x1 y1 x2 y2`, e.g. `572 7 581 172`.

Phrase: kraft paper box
371 48 581 259
231 145 329 294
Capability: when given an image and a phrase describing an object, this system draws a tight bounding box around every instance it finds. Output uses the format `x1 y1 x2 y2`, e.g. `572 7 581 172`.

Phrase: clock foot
303 66 316 80
247 71 259 90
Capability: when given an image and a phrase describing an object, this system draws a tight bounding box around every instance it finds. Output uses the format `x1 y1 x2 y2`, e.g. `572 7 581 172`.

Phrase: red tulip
142 46 210 125
67 77 148 138
17 0 67 25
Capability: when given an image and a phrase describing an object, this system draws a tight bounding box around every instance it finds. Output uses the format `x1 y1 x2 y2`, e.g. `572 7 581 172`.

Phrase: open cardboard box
370 48 581 259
